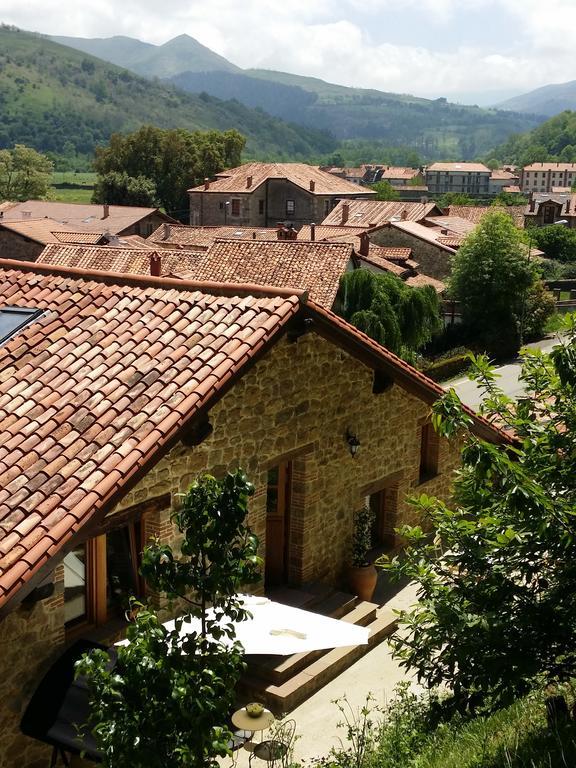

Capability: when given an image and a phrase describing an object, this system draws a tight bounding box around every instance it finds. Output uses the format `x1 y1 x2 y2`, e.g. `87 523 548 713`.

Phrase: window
63 521 143 629
230 198 241 217
418 422 440 484
286 199 295 217
258 199 265 215
0 306 44 346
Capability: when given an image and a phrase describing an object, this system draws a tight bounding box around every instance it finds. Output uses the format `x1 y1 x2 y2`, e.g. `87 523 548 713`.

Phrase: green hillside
0 26 336 164
489 110 576 165
52 33 241 78
45 31 543 162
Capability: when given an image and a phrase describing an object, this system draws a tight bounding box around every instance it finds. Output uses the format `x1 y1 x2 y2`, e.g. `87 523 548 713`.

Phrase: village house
0 258 507 766
321 199 442 229
188 162 375 227
0 218 106 262
425 162 491 197
489 169 520 195
520 163 576 194
524 192 576 228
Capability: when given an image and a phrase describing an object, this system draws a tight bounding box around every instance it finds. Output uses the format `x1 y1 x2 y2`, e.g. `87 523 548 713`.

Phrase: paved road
448 334 564 410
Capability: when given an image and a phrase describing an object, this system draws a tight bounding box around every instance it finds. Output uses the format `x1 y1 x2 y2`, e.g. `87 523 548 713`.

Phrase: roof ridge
0 258 309 302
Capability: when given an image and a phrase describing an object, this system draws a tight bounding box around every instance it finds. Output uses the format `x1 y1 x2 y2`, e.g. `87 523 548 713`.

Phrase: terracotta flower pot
348 563 378 601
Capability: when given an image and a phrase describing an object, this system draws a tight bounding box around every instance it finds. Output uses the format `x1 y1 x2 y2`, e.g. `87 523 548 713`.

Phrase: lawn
50 171 96 203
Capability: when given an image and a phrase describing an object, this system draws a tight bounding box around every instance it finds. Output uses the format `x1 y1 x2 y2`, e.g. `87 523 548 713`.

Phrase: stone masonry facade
0 332 461 767
370 227 453 280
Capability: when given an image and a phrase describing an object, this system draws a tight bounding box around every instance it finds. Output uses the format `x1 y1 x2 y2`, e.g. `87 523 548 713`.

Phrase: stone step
240 607 397 713
246 601 378 686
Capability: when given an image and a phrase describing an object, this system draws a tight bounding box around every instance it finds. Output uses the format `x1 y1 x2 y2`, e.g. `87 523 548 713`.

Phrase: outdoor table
231 707 275 751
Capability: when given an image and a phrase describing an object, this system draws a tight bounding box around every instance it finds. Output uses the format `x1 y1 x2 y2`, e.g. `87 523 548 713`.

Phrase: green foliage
491 190 528 206
93 125 245 217
351 507 376 567
523 279 557 340
0 143 53 200
337 270 442 355
77 470 262 768
490 110 576 166
530 224 576 263
381 333 576 713
437 192 476 208
449 211 541 356
369 180 400 201
92 171 158 207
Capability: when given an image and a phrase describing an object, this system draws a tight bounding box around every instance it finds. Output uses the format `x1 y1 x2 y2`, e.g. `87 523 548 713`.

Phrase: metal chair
248 719 296 768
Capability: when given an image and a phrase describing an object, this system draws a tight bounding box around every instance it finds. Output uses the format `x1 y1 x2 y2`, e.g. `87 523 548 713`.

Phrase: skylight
0 307 44 346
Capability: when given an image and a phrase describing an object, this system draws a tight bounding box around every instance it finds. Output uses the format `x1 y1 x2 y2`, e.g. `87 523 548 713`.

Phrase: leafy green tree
92 171 158 207
370 180 400 201
77 470 262 768
438 192 476 209
530 224 576 263
0 143 53 200
490 191 528 207
94 126 246 217
449 211 541 356
381 335 576 714
337 270 442 355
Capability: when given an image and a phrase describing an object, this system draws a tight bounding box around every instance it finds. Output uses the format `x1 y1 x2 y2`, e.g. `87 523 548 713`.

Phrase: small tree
337 270 442 356
449 210 541 357
381 329 576 714
77 470 262 768
0 144 53 200
92 171 158 207
370 180 400 201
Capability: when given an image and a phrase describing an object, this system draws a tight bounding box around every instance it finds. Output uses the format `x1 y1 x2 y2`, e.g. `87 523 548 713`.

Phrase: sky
3 0 576 104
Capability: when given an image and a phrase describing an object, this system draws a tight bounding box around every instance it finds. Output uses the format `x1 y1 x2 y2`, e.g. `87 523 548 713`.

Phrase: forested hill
488 111 576 166
48 31 543 161
0 26 336 161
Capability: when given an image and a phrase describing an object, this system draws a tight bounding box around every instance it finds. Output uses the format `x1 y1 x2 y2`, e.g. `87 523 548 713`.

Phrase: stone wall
0 331 462 765
370 228 454 280
0 232 43 262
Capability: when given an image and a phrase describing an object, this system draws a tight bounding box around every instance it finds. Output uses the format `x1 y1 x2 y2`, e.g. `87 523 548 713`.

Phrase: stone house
0 259 507 766
369 220 458 280
0 219 106 262
188 163 375 227
524 193 576 228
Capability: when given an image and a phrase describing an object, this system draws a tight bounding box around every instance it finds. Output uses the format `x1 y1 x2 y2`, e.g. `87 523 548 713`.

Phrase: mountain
53 32 541 161
51 33 240 78
498 81 576 117
169 68 542 159
0 27 336 161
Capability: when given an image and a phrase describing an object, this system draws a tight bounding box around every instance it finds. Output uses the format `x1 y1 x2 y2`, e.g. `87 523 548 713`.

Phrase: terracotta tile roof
503 186 522 193
0 259 306 610
424 216 476 236
0 260 509 610
297 225 369 242
112 235 159 250
358 252 410 277
388 220 458 253
188 162 375 196
523 163 576 172
1 201 174 235
149 224 281 250
52 231 104 245
446 205 525 228
490 170 518 180
405 274 446 293
381 167 419 180
426 162 490 173
437 236 464 248
321 200 441 228
0 218 105 246
174 239 356 308
38 245 203 276
551 186 572 193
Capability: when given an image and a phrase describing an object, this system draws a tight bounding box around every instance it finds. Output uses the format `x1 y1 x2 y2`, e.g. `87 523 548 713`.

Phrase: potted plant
348 506 378 601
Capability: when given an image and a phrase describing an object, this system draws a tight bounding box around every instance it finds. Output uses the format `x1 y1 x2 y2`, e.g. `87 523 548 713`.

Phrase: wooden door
265 462 292 587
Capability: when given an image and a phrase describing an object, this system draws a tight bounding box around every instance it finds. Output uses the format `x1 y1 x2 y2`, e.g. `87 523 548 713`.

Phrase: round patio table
232 706 275 733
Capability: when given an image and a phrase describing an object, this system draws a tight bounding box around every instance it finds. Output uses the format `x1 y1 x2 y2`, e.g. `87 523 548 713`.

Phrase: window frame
285 199 295 217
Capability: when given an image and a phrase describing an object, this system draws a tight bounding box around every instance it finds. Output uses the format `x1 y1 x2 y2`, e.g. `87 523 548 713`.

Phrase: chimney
566 199 571 213
309 180 315 192
204 178 210 190
310 223 316 241
530 200 535 212
163 222 171 240
359 232 369 257
341 202 350 225
401 208 408 220
102 204 109 219
246 175 253 189
252 231 257 239
276 222 285 240
441 228 449 235
150 252 162 277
